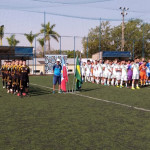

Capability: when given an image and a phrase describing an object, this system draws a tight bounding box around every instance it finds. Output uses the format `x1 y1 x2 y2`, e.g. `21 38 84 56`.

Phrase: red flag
61 65 68 92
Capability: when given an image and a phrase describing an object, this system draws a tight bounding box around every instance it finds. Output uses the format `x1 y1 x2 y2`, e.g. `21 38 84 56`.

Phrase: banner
45 55 67 74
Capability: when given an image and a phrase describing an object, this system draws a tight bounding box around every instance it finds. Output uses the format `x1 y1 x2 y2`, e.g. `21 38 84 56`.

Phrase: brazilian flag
75 56 82 90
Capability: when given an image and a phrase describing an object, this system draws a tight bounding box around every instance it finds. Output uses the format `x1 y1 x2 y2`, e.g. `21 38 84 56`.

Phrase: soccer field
0 76 150 150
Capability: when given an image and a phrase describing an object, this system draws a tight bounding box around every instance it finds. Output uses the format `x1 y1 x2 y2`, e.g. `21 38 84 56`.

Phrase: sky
0 0 150 52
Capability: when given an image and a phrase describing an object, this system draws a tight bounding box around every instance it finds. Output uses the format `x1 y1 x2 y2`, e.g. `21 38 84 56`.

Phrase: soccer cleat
116 85 119 88
7 90 10 93
3 86 5 89
131 87 135 90
22 93 26 96
17 93 20 96
53 91 55 94
120 86 122 88
136 86 140 89
58 90 62 94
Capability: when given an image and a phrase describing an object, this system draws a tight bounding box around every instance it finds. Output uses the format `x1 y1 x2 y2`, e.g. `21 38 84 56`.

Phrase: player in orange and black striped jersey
11 60 19 94
6 61 12 93
18 60 30 96
1 61 6 88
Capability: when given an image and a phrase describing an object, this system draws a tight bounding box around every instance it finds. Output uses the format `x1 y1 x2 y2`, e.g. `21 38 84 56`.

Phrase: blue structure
0 46 33 59
102 51 131 58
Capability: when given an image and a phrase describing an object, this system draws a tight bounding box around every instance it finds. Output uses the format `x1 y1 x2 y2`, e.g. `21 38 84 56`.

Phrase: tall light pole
119 7 129 51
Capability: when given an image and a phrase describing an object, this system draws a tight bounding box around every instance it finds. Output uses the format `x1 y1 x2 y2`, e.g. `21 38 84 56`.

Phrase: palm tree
24 31 37 47
0 25 4 46
40 22 59 51
6 34 19 46
38 38 44 57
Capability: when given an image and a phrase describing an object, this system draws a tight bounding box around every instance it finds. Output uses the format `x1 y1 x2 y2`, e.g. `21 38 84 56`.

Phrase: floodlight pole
120 7 129 51
60 36 61 55
44 11 46 57
35 36 36 74
99 18 101 59
142 23 145 58
87 37 88 59
132 40 135 60
74 36 76 74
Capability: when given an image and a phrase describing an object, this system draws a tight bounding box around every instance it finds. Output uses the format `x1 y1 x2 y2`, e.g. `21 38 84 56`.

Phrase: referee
53 58 62 94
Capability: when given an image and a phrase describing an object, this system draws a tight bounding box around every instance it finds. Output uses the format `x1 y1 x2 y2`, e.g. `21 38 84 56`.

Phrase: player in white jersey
111 59 118 86
120 60 128 88
97 59 103 84
93 60 99 84
131 59 140 90
85 60 91 82
81 62 86 82
115 61 122 87
103 60 112 86
146 59 150 85
107 61 113 86
91 61 94 83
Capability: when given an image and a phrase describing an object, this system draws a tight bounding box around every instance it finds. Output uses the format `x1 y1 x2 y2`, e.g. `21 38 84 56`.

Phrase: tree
38 38 44 57
82 19 150 58
40 22 59 51
82 21 113 58
24 31 37 46
0 25 4 46
6 34 19 46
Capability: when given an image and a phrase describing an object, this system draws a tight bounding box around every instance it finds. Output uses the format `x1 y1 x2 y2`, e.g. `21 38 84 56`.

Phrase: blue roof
103 51 131 58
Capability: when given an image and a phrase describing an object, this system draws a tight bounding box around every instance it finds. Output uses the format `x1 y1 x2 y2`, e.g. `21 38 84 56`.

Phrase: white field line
30 83 150 112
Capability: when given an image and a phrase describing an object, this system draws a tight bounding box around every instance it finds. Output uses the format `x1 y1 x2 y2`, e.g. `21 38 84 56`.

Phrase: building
92 51 131 60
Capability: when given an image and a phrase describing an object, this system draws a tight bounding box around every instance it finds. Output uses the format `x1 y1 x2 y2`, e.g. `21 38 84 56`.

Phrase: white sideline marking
30 83 150 112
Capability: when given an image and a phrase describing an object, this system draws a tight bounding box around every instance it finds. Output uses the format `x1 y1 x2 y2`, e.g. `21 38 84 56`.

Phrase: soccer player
81 62 86 82
146 59 150 85
139 61 147 87
6 61 12 93
131 59 140 90
85 60 91 82
127 60 133 88
115 60 122 87
19 60 30 96
1 61 6 88
93 60 99 84
111 59 118 86
53 58 62 94
120 60 128 88
97 59 103 84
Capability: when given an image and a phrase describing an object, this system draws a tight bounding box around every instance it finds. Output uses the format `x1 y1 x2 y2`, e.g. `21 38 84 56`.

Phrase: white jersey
116 64 121 74
112 63 117 75
97 63 103 73
81 64 86 75
121 64 128 76
131 63 139 75
103 64 109 73
86 64 91 76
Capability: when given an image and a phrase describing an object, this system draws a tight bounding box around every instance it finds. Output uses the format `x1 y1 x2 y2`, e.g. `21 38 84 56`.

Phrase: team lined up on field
81 58 150 89
1 60 30 96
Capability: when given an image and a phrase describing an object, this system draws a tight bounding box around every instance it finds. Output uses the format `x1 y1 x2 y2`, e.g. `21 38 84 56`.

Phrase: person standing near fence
53 58 62 94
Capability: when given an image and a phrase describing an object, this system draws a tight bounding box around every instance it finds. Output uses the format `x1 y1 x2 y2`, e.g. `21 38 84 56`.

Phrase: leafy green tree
38 38 44 57
24 31 37 46
82 19 150 58
0 25 4 46
6 34 19 46
40 22 59 52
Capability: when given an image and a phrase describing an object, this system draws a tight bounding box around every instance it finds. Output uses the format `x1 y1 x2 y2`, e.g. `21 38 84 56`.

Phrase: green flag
75 56 82 90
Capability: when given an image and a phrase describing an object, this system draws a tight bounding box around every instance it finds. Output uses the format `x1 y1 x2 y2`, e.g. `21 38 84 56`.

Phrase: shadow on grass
29 85 51 97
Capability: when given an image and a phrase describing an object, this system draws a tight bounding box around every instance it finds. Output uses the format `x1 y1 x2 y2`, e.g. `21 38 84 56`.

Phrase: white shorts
99 72 103 78
103 72 112 79
86 72 90 77
111 73 117 79
132 74 139 80
116 73 121 80
121 75 128 81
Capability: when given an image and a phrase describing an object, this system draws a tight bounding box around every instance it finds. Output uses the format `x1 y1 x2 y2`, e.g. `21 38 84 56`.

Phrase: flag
61 57 68 92
75 56 82 90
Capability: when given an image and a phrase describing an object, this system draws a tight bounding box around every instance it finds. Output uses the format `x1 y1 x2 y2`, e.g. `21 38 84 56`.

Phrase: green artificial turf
0 76 150 150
